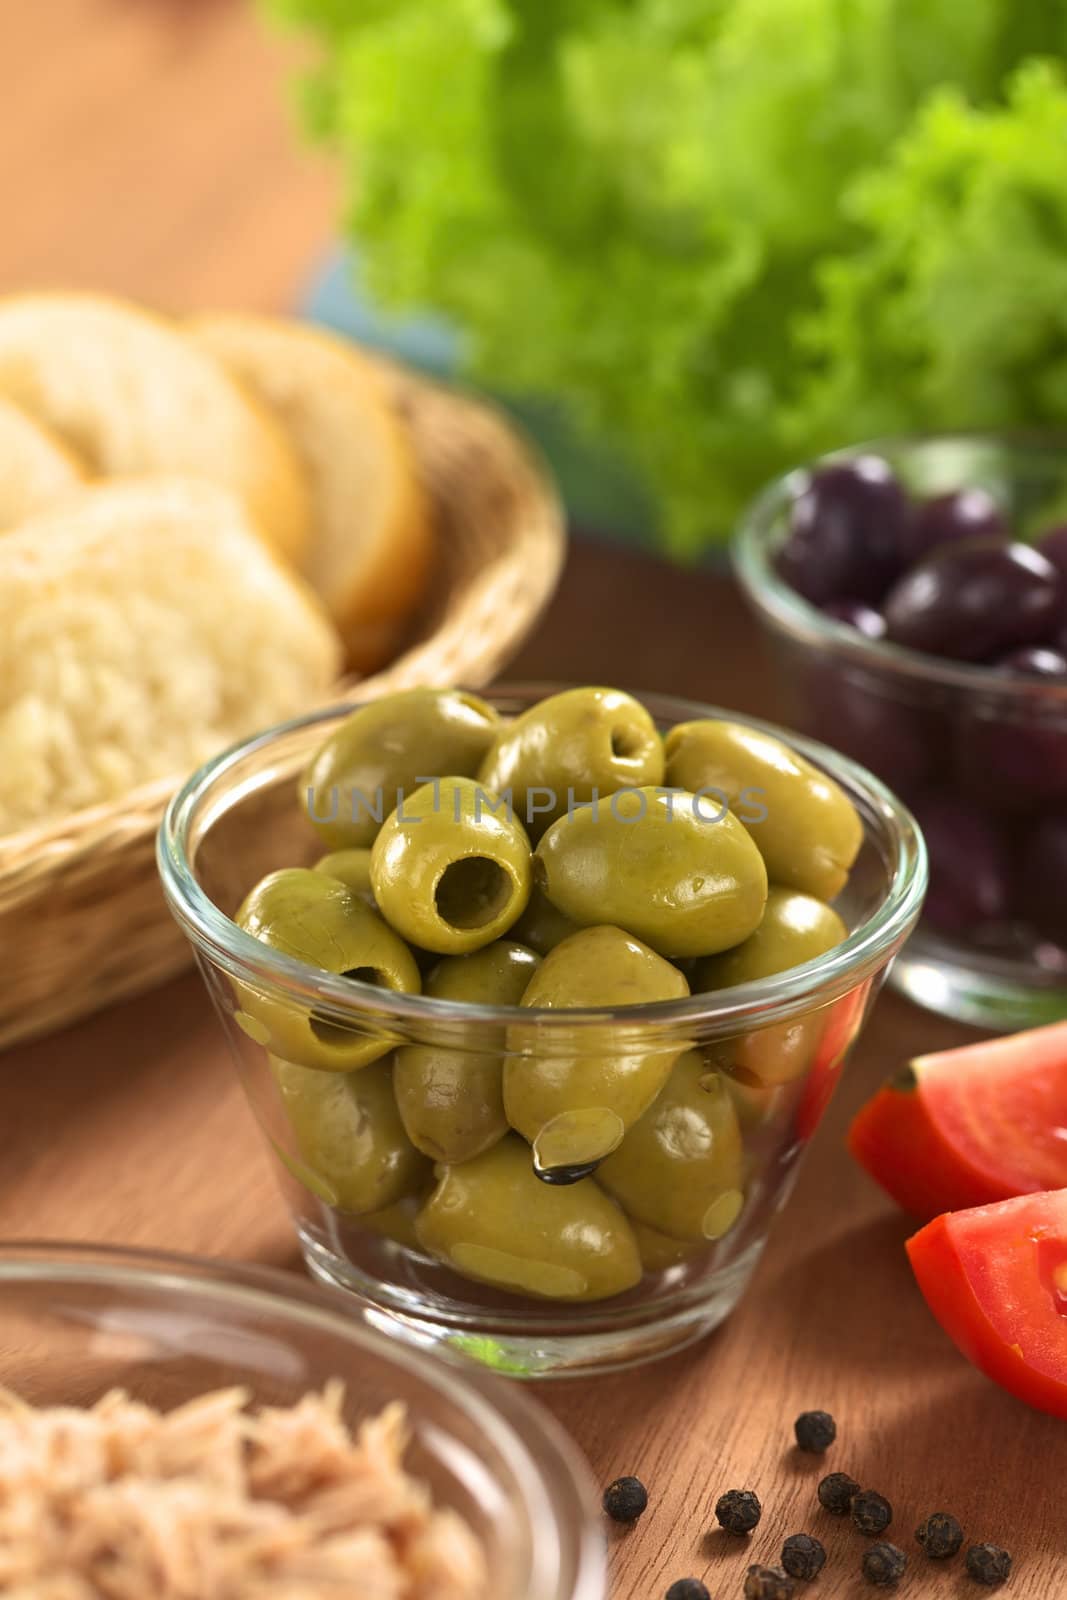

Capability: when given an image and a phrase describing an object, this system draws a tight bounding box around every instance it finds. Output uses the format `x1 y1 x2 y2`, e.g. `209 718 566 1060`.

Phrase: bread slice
0 478 341 836
0 396 86 528
189 314 433 673
0 293 311 565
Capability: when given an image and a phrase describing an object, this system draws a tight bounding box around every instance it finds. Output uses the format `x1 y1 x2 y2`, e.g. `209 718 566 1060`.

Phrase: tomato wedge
847 1019 1067 1220
908 1189 1067 1419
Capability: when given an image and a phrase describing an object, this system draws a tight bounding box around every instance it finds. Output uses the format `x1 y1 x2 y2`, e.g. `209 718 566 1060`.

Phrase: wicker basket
0 361 565 1050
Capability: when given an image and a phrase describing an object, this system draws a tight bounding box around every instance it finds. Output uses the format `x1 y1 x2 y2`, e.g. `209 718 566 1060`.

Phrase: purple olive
804 662 937 797
777 456 909 606
908 488 1007 564
1037 522 1067 581
955 697 1067 812
821 598 888 640
912 793 1011 937
997 646 1067 679
1018 815 1067 946
884 539 1062 662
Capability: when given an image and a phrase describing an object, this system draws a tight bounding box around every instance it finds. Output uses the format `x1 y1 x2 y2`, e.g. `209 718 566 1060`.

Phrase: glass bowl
158 686 924 1376
0 1241 603 1600
734 435 1067 1031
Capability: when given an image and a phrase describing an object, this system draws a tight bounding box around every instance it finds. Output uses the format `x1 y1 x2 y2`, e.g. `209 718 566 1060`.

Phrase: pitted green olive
694 890 846 1089
303 688 500 850
664 718 863 901
504 925 689 1172
510 884 581 956
599 1053 745 1242
692 890 846 1090
723 1073 788 1131
534 786 768 958
414 1136 642 1302
313 848 375 905
477 686 664 839
360 1196 427 1252
271 1055 430 1214
423 940 541 1008
269 1137 337 1206
371 777 532 955
631 1221 707 1272
394 941 540 1163
236 868 420 1070
693 887 847 990
711 1010 826 1088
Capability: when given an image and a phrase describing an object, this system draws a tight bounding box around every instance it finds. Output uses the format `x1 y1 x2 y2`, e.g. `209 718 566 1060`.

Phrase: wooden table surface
2 3 1064 1595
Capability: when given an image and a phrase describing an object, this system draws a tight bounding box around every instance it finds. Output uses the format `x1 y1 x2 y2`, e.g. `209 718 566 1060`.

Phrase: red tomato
848 1019 1067 1220
794 980 870 1142
907 1189 1067 1419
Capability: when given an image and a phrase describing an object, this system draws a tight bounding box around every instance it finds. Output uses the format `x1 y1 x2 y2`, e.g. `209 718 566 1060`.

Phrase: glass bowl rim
0 1238 605 1600
157 683 927 1034
733 429 1067 704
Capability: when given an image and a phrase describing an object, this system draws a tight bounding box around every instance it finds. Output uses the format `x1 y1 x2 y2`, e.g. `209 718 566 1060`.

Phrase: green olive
414 1136 642 1302
631 1221 707 1272
664 718 863 901
599 1054 745 1242
510 884 581 956
360 1196 427 1252
424 940 541 1007
710 1011 826 1088
723 1072 788 1130
394 941 540 1163
534 786 768 958
504 925 689 1172
477 686 664 839
693 889 846 1089
236 868 420 1070
313 848 375 905
692 887 847 990
302 688 500 850
371 777 532 955
269 1136 337 1206
271 1055 430 1214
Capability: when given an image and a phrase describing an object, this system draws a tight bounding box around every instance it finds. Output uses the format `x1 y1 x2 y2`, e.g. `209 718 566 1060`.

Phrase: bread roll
0 293 311 565
0 478 341 836
190 314 432 672
0 396 85 528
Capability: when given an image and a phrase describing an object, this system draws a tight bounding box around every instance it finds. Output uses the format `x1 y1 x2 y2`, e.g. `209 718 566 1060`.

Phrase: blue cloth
300 250 657 543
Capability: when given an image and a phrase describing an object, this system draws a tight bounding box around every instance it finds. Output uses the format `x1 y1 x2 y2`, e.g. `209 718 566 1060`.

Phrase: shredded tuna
0 1385 486 1599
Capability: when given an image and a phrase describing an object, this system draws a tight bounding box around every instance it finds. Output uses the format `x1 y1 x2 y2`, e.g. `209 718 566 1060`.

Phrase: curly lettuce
796 62 1067 446
267 0 1067 553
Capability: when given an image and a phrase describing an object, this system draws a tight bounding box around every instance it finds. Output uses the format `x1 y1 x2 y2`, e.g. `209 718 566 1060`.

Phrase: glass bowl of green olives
159 686 925 1377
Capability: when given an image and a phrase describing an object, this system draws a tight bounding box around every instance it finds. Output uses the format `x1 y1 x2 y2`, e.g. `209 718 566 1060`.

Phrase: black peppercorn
965 1544 1013 1587
915 1511 964 1560
862 1543 907 1586
715 1488 762 1536
817 1471 861 1516
781 1533 826 1581
793 1410 836 1453
851 1489 893 1536
666 1581 710 1600
602 1475 648 1523
744 1566 795 1600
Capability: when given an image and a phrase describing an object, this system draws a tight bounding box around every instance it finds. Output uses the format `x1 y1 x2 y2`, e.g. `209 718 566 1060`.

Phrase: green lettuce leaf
796 61 1067 446
266 0 1067 553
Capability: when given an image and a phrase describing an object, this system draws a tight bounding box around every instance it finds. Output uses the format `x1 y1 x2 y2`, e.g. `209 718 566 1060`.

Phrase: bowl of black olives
734 435 1067 1030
